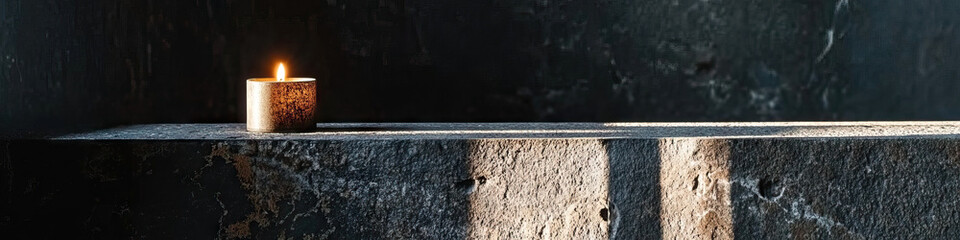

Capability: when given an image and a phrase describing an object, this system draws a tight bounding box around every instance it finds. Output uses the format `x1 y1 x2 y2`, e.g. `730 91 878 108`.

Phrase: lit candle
246 63 316 132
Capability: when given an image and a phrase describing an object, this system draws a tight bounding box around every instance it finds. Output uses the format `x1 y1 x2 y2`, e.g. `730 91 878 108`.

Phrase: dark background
1 0 959 137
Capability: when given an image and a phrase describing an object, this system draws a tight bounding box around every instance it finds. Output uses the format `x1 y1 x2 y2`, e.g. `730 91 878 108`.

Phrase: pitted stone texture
4 123 960 239
204 140 472 239
467 139 610 239
658 139 733 240
727 139 960 239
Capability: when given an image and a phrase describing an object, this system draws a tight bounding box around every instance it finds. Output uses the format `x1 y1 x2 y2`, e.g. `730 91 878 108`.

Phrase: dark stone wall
2 0 960 136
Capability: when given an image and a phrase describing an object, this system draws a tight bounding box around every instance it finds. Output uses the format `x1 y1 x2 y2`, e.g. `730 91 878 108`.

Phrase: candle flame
276 63 286 81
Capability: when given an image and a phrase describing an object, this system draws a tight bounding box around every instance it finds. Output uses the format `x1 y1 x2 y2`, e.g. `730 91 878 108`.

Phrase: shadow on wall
0 140 476 238
605 139 663 239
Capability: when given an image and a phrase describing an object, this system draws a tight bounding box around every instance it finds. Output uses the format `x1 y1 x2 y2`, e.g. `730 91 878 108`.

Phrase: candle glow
247 62 316 132
277 63 286 82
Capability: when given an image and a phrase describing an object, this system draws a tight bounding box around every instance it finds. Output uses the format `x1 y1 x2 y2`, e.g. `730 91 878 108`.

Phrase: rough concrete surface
3 123 960 239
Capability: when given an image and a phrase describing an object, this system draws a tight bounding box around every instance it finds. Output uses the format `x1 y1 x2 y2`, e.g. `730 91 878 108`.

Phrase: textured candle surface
246 78 316 132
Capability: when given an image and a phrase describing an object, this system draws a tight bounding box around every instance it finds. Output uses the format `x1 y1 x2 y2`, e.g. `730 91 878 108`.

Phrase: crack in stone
816 0 851 63
215 192 228 240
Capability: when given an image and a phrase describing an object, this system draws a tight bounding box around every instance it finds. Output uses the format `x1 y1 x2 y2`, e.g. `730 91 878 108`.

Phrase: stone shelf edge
53 122 960 140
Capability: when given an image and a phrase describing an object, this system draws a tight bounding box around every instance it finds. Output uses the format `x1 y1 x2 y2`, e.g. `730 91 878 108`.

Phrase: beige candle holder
246 78 316 133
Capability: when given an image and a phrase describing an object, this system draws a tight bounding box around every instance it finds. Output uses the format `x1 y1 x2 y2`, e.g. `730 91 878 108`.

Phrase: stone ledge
54 122 960 140
3 123 960 239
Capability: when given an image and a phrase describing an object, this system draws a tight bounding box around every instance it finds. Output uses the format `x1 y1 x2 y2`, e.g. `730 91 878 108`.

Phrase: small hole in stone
695 59 716 75
476 176 487 185
691 175 700 191
599 208 609 221
759 177 782 199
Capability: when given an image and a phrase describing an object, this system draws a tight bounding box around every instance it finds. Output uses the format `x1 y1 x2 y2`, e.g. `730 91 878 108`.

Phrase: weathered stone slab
2 122 960 239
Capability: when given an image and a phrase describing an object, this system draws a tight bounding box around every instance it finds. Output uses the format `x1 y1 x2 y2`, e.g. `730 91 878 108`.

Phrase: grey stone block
2 122 960 239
